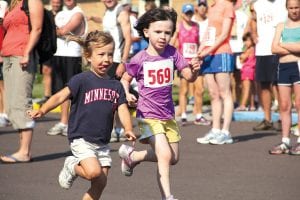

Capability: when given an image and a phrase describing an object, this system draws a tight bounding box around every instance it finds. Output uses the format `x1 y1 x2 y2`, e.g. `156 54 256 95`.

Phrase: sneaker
209 132 233 145
196 129 219 144
58 156 78 189
269 142 291 155
194 116 211 126
47 123 68 136
110 128 128 143
253 119 275 131
290 124 299 136
181 118 187 126
290 143 300 155
118 144 138 176
164 195 178 200
0 116 9 127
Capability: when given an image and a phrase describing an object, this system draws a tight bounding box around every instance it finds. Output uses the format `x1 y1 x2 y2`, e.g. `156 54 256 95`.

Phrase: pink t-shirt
2 1 29 56
205 0 235 54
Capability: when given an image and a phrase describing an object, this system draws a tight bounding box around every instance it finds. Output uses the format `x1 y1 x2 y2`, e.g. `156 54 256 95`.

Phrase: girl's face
287 0 300 21
244 37 253 48
144 20 174 53
87 43 114 77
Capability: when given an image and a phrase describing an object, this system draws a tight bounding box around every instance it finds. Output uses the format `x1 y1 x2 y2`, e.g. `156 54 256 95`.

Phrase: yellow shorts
138 118 181 144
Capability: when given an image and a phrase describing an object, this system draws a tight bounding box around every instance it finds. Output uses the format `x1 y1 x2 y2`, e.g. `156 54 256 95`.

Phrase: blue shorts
200 53 234 74
277 61 300 86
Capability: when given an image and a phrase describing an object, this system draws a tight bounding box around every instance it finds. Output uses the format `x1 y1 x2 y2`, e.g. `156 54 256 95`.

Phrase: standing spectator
235 32 256 111
252 0 287 131
28 30 136 199
47 0 87 136
119 8 200 200
172 4 210 126
0 0 9 127
196 0 236 145
270 0 300 155
102 0 132 142
0 0 43 163
37 0 63 105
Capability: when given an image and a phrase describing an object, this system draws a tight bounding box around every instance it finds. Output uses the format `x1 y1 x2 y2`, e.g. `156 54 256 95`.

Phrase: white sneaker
196 130 219 144
291 124 299 136
209 132 233 145
0 116 8 127
47 123 68 136
58 156 77 189
164 195 178 200
118 144 137 176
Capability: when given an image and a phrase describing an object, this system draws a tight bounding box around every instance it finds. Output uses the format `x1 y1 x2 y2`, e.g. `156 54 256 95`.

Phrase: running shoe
196 129 219 144
118 144 138 176
194 116 211 126
290 143 300 155
58 156 78 189
269 142 291 155
47 122 68 136
209 132 233 145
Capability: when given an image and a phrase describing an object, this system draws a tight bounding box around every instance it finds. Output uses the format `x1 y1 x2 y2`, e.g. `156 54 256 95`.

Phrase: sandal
269 143 291 155
235 106 247 111
290 143 300 155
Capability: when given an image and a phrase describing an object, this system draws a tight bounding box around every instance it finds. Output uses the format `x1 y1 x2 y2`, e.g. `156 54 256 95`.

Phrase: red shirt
2 1 29 56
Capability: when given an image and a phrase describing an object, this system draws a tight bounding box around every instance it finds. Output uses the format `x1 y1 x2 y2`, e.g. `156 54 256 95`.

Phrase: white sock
221 129 230 135
297 137 300 143
211 128 221 133
282 137 290 145
181 112 187 119
196 113 203 119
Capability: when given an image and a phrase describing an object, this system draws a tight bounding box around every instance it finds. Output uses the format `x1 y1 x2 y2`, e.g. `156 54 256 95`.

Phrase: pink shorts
241 67 255 81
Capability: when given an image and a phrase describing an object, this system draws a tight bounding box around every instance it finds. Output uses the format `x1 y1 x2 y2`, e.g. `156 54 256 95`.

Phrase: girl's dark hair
67 30 114 58
242 32 254 43
135 8 177 42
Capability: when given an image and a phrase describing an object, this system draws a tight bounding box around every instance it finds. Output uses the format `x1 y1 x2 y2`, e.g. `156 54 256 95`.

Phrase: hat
182 4 194 13
198 0 207 7
131 5 138 13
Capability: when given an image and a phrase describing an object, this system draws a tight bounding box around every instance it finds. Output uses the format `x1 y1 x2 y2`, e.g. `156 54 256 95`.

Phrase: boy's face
144 20 173 53
87 43 114 77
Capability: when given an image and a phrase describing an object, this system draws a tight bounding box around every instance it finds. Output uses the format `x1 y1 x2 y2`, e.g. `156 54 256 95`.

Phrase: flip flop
0 155 32 164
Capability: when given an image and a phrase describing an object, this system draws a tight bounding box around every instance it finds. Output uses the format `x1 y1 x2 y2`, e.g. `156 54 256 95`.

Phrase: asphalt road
0 113 299 200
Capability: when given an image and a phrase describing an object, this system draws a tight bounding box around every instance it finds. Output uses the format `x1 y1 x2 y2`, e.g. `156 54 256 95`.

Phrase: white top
229 9 249 53
54 6 87 57
254 0 287 55
0 0 7 18
103 4 124 63
192 16 208 44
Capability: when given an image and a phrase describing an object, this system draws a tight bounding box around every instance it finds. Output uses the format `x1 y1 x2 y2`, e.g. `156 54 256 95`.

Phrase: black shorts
277 61 300 86
51 56 82 94
0 63 3 80
255 55 279 83
40 57 54 74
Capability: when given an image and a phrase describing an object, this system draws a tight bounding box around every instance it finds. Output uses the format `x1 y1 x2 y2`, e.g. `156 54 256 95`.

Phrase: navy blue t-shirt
67 71 127 145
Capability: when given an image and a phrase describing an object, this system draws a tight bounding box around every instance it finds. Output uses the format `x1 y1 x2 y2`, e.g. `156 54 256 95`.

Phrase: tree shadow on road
233 132 278 143
32 151 71 162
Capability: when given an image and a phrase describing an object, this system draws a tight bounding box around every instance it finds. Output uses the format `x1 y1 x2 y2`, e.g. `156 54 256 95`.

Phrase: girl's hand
124 130 136 141
189 57 201 73
126 93 138 107
27 110 44 119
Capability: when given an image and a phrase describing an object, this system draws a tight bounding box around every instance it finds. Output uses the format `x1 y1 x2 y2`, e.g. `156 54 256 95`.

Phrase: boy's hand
27 110 44 119
124 130 136 141
126 93 138 107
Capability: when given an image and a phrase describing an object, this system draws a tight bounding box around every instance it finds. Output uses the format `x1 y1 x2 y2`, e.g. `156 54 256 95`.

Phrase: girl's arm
21 0 43 65
120 72 137 107
239 47 250 63
27 87 71 119
180 57 201 82
199 17 233 58
117 104 136 141
281 42 300 54
271 23 290 55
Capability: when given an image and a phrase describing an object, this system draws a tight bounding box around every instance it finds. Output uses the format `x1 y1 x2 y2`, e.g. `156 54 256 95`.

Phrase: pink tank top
242 53 256 70
178 22 199 59
2 1 30 56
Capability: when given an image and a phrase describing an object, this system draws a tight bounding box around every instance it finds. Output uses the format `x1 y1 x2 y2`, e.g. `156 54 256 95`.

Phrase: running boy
28 30 136 199
119 8 201 200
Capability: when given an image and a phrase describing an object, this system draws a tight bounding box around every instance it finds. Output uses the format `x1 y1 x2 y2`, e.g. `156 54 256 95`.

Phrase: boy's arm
118 103 136 141
27 87 71 118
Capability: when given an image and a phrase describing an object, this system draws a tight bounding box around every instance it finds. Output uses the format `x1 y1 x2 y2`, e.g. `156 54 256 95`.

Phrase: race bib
143 59 174 88
183 43 198 58
203 26 216 46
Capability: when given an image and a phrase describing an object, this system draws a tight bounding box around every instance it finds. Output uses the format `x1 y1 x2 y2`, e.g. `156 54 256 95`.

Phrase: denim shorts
200 53 234 74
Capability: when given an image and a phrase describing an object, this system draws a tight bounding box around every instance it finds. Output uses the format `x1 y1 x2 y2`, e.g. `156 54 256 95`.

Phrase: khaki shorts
70 138 112 167
3 56 36 129
138 118 181 143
